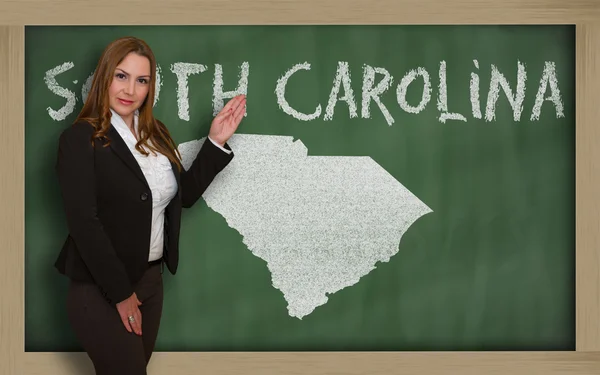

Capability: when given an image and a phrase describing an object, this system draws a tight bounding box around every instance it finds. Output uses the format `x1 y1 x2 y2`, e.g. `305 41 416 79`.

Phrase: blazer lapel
108 125 150 189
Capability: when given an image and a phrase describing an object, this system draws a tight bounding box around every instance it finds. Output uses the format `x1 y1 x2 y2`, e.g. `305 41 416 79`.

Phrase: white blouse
109 109 230 261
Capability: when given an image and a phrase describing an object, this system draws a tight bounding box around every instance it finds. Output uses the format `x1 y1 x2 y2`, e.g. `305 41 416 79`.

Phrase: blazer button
141 192 148 201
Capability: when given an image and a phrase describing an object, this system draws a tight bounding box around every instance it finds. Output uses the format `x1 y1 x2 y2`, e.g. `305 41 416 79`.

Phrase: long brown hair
76 36 183 171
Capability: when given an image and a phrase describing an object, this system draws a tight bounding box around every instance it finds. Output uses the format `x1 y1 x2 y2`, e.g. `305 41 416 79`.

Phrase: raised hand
209 94 246 147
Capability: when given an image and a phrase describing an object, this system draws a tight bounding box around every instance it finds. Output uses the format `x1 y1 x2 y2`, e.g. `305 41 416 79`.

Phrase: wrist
208 136 225 147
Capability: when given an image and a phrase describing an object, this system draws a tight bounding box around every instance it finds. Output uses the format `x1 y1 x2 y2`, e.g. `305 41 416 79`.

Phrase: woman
53 36 246 375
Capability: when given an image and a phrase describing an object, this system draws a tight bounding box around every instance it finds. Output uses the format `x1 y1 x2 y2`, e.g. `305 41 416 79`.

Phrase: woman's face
108 52 151 124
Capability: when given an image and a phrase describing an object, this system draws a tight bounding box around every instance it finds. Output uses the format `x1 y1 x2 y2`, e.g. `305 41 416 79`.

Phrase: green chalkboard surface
25 25 575 352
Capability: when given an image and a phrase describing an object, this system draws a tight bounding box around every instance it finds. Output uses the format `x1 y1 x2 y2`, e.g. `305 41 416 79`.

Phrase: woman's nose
125 81 135 95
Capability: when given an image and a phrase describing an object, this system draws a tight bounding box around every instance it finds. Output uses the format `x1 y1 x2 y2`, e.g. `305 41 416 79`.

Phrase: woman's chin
112 104 138 118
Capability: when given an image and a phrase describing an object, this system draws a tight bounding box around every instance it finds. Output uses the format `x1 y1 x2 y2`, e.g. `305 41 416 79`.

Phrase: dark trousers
66 262 164 375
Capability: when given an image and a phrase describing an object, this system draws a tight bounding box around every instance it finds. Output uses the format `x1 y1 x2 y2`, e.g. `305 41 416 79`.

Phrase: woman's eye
116 73 126 79
138 78 148 84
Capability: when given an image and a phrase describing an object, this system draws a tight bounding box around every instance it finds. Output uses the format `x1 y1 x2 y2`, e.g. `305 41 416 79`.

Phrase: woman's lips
118 99 134 105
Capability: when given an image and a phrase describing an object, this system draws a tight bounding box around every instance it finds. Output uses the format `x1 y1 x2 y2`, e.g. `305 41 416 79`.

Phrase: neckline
110 109 139 143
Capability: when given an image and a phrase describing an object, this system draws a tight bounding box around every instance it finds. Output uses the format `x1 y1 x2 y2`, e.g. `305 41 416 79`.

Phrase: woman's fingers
217 96 244 124
213 106 230 123
218 94 245 120
116 299 133 333
232 97 246 124
119 311 133 333
132 308 142 335
116 295 143 335
209 94 246 144
229 94 245 110
125 307 142 336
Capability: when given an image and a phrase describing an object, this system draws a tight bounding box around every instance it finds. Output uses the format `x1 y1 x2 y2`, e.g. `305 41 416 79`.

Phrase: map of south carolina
178 134 433 319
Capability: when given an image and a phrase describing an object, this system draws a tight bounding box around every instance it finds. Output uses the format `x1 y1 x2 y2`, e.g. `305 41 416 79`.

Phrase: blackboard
25 25 575 352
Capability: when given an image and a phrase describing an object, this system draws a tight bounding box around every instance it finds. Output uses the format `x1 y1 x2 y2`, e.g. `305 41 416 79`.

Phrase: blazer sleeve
56 122 134 306
180 137 234 208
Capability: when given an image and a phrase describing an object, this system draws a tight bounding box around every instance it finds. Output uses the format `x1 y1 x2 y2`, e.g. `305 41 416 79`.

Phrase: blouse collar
110 108 139 146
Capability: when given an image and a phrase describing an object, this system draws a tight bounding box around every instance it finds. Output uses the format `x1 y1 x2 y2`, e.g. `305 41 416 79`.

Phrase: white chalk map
178 134 433 319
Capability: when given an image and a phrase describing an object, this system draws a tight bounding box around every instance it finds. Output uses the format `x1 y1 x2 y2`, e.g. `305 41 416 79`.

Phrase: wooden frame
1 0 599 374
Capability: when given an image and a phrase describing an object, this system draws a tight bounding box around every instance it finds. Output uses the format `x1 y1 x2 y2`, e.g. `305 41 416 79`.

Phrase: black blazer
54 119 233 307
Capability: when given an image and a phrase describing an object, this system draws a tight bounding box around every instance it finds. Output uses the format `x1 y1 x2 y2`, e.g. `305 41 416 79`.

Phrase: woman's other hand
116 292 143 335
209 94 246 146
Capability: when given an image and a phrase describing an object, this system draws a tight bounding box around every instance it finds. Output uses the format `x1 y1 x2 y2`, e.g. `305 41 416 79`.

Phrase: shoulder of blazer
59 119 96 144
59 119 117 151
